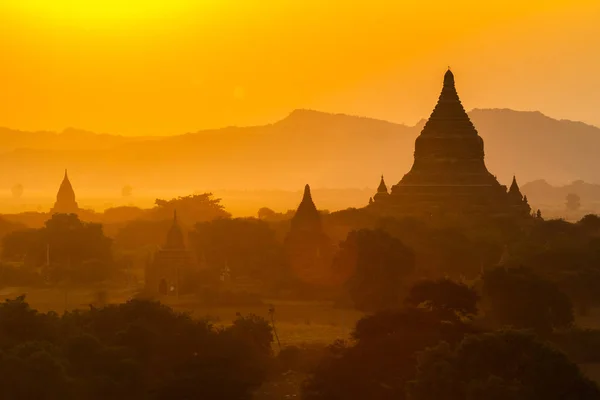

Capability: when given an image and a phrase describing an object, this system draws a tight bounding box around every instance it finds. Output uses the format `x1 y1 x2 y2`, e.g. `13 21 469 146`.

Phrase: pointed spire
298 184 317 213
377 175 388 194
509 175 520 193
291 184 321 232
444 68 454 87
52 169 78 214
508 175 523 202
303 184 312 202
417 68 478 141
164 208 185 250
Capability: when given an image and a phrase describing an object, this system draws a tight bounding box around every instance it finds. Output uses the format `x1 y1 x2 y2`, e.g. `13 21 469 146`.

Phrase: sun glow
3 0 203 26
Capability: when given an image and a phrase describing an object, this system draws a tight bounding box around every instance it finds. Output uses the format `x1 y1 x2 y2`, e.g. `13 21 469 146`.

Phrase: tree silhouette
482 266 573 334
303 307 475 400
153 194 230 223
189 217 285 284
405 278 479 320
2 214 113 283
407 331 600 400
334 229 415 312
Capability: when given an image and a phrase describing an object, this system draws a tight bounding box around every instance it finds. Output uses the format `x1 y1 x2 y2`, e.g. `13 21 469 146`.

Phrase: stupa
51 170 79 214
370 69 530 218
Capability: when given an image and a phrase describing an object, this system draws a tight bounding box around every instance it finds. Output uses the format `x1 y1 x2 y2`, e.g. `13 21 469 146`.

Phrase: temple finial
444 68 455 86
173 209 178 222
303 184 311 200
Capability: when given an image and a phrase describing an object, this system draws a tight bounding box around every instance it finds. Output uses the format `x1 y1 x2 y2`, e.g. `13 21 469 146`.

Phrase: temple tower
145 210 196 296
285 184 333 286
52 170 79 214
373 175 390 203
164 210 185 250
290 184 322 234
374 69 526 219
507 176 531 216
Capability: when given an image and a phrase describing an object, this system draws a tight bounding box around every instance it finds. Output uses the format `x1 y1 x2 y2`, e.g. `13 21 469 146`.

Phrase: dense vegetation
0 296 272 400
2 198 600 398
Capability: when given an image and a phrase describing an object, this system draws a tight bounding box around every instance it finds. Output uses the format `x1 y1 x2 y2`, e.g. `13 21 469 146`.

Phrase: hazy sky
1 0 599 136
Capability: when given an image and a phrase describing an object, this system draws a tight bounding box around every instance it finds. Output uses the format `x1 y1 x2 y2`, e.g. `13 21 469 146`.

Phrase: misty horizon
2 106 599 138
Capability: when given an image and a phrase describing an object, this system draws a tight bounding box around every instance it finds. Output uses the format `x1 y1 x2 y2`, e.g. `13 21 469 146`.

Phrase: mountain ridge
1 108 599 194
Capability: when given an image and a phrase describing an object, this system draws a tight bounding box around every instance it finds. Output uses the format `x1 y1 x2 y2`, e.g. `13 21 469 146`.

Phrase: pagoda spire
419 68 478 138
509 175 520 192
444 68 454 87
291 184 321 232
508 175 523 197
377 175 388 194
302 184 313 203
52 169 79 214
165 209 185 250
508 175 526 205
373 175 390 203
296 184 318 216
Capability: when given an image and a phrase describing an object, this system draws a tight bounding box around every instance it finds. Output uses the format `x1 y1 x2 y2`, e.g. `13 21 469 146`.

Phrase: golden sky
0 0 599 135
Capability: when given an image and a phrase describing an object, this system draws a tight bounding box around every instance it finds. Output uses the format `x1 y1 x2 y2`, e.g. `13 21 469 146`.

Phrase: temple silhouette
145 210 196 296
285 185 333 285
51 169 80 214
370 69 530 219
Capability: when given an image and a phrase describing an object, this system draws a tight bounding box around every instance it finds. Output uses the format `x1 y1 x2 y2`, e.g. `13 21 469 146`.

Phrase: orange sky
0 0 599 136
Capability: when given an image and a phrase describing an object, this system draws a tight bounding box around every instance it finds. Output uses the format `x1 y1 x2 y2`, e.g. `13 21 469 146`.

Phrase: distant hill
520 179 600 220
1 109 599 197
522 179 600 207
0 127 154 152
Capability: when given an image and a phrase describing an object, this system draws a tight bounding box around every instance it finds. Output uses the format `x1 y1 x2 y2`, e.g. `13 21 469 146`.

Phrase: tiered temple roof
370 69 530 219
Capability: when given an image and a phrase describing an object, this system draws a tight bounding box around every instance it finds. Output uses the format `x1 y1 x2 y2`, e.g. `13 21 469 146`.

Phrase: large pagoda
370 69 530 218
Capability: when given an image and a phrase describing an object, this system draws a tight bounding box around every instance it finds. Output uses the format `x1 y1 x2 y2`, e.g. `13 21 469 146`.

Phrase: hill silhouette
522 180 600 208
0 109 598 195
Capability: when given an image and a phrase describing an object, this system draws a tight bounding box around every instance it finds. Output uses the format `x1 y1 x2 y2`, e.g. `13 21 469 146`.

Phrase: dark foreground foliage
302 276 600 400
407 331 600 400
0 296 272 400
